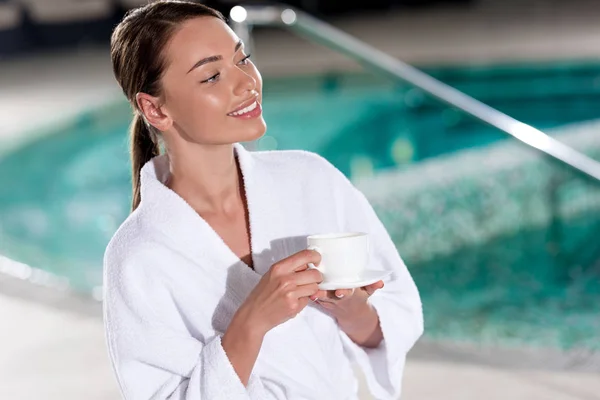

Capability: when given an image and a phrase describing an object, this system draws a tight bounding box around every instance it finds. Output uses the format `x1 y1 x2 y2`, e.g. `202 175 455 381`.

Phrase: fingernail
336 293 344 299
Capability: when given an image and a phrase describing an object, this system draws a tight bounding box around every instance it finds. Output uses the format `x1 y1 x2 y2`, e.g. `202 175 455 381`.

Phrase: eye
201 73 220 84
238 54 252 66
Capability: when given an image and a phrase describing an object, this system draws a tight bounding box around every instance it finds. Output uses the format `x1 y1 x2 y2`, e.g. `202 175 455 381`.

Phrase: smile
227 100 262 119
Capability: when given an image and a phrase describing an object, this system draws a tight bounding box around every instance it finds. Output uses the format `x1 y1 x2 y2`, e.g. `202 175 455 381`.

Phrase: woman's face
157 17 266 145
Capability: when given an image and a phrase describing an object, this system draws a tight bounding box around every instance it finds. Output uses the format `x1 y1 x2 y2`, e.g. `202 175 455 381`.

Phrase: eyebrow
186 40 244 74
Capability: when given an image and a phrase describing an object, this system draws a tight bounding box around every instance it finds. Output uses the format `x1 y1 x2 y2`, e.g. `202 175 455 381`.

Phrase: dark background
0 0 477 57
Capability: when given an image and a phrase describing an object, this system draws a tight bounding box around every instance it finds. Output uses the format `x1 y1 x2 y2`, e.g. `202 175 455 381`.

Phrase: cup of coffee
306 232 369 283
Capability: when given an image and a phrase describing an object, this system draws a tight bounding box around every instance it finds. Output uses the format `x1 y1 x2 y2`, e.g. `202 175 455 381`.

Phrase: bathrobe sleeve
103 245 275 400
325 161 424 400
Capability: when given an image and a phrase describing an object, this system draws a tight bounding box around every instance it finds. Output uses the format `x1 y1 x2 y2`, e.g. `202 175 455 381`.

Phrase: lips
227 95 259 116
228 100 258 116
227 100 262 119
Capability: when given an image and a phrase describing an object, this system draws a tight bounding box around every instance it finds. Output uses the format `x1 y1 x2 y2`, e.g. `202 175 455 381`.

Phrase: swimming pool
1 60 599 350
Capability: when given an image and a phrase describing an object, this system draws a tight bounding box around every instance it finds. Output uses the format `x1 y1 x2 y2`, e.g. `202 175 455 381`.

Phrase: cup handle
307 245 324 273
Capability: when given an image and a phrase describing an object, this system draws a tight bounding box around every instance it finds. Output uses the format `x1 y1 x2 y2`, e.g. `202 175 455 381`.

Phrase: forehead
164 17 239 70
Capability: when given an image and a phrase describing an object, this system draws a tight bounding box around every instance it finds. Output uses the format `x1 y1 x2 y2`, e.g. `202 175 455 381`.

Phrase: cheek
165 84 225 126
168 87 229 142
188 90 227 124
196 91 225 114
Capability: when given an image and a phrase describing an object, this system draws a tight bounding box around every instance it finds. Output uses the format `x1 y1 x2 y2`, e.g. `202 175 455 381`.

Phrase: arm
103 251 272 400
220 307 264 386
104 245 323 399
336 303 383 348
328 165 424 400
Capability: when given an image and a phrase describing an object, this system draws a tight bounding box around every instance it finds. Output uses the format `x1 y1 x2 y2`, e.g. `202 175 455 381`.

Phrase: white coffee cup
306 232 369 283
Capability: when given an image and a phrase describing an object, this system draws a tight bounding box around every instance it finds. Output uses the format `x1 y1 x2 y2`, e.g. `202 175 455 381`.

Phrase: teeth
230 101 257 116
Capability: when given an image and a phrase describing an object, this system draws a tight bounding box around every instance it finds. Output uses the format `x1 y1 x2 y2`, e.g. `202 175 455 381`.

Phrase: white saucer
318 270 392 291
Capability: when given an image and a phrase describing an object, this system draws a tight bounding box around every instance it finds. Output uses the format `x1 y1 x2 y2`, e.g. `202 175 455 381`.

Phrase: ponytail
111 1 225 211
130 113 160 211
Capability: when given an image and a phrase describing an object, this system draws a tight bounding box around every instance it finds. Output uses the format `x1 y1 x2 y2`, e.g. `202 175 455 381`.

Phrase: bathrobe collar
138 143 267 281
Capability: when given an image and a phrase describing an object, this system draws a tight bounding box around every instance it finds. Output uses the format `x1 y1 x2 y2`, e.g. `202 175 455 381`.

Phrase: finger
295 282 320 299
334 288 355 299
294 268 323 286
281 249 322 273
364 280 385 296
325 290 341 300
310 289 328 301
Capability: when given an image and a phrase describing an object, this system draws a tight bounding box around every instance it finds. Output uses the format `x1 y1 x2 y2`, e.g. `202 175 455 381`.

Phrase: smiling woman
104 1 422 399
111 5 266 211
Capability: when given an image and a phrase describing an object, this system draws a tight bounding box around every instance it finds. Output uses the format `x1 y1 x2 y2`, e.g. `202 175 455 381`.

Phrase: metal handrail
230 5 600 182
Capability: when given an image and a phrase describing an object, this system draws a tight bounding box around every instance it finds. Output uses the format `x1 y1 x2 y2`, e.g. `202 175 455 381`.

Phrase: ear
135 92 172 132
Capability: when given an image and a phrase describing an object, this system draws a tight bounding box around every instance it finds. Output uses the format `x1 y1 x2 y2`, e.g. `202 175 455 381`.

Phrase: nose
233 66 257 96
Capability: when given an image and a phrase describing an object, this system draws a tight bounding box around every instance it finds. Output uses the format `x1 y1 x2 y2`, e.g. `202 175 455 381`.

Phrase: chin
242 119 267 142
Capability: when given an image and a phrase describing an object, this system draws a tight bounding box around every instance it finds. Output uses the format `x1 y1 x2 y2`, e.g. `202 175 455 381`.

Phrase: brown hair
110 0 225 211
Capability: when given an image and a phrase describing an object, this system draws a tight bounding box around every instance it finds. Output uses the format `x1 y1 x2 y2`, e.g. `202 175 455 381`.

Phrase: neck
166 143 243 215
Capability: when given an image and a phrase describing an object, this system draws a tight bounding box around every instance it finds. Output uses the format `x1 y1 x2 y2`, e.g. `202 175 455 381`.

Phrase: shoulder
103 209 165 287
104 208 143 267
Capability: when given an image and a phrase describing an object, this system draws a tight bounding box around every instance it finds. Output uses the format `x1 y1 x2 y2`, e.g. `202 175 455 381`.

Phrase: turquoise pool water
1 61 599 350
414 214 600 349
261 61 600 176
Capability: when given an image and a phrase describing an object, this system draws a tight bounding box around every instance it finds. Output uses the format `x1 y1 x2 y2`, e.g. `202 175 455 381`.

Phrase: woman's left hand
310 280 385 347
309 280 385 319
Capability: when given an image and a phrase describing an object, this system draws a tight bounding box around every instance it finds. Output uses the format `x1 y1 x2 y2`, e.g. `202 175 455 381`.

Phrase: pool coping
0 255 101 317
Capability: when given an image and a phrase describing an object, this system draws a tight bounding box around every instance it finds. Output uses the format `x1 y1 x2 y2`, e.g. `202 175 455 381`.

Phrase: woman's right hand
236 249 323 336
221 250 322 385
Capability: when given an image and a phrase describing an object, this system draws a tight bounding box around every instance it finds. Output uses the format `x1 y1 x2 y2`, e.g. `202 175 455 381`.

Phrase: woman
103 1 423 399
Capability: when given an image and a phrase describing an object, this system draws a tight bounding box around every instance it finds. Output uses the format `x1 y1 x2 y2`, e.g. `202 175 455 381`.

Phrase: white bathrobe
103 143 423 400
